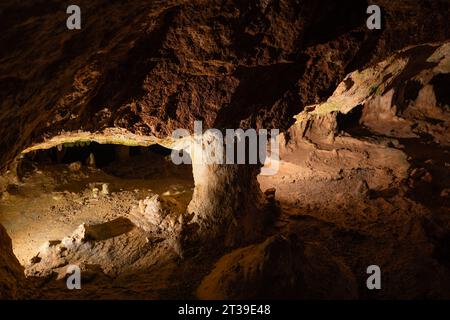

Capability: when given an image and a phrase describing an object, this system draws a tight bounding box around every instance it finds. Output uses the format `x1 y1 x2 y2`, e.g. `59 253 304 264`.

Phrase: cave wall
0 0 449 299
0 224 26 299
1 0 449 170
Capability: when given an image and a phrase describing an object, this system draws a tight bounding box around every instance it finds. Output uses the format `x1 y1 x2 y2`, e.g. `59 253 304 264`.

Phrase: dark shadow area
83 217 135 241
394 79 422 113
431 73 450 108
302 0 368 46
21 142 173 169
336 105 363 132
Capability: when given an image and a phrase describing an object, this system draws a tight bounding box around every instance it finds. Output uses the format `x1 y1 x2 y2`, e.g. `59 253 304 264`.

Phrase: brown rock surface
1 0 449 169
258 41 450 299
197 234 358 299
0 224 26 299
0 0 449 300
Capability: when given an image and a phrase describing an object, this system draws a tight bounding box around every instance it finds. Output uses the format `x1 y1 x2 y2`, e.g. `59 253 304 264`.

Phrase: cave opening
19 142 173 170
0 141 194 278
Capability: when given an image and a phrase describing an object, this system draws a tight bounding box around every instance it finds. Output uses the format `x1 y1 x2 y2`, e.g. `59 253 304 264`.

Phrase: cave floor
0 152 194 269
1 136 450 299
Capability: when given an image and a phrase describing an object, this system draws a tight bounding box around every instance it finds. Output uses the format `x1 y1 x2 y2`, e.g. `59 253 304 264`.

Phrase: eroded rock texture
1 0 449 169
0 0 449 300
188 163 267 246
0 224 25 299
197 234 358 299
257 41 450 299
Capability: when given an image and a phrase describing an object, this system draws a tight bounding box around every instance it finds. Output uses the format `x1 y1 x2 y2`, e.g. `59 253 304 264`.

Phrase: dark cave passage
21 142 173 169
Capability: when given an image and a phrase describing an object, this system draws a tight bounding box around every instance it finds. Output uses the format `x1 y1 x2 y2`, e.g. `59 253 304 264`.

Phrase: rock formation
0 225 25 299
197 234 358 299
0 0 449 299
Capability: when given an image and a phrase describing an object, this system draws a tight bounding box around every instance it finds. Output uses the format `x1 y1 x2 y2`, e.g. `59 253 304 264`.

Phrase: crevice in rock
431 73 450 108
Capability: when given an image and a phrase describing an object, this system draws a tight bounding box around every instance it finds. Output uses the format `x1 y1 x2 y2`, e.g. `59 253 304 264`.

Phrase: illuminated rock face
1 0 449 169
297 42 450 146
0 0 449 299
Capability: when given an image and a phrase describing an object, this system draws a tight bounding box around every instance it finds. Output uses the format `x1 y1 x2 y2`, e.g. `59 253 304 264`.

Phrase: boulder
197 234 358 299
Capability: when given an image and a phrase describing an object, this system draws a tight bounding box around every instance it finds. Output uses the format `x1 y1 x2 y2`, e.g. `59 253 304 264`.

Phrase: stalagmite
87 153 96 168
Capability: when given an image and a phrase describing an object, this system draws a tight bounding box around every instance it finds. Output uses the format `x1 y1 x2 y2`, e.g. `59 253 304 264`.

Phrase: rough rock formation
24 218 155 278
1 0 448 166
257 41 450 299
0 224 25 299
0 0 447 258
197 234 357 299
1 0 449 243
0 0 449 299
301 42 450 144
